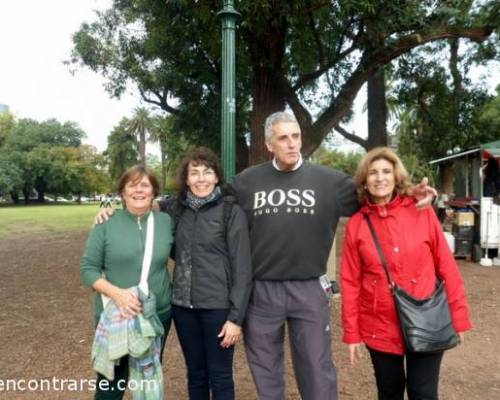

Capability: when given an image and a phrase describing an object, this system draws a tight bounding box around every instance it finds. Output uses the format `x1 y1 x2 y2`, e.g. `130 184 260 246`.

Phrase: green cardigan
80 209 174 323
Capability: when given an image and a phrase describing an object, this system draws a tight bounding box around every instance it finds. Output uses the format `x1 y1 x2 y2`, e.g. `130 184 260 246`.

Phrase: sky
0 1 498 155
0 0 140 152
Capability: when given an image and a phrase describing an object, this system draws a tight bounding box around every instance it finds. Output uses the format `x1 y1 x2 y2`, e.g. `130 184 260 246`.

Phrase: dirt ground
1 223 500 399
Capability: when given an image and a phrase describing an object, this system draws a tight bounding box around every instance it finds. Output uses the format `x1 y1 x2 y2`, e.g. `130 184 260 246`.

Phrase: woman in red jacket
341 147 471 400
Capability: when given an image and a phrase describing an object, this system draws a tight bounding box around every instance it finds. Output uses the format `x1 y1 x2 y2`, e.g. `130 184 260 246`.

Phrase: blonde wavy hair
354 147 413 203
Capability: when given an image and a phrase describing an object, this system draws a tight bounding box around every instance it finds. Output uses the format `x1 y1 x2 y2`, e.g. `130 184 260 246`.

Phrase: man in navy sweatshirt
232 112 433 400
232 112 355 400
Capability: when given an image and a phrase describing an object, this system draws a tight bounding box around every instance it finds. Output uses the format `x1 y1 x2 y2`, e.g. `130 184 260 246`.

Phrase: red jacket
341 195 472 355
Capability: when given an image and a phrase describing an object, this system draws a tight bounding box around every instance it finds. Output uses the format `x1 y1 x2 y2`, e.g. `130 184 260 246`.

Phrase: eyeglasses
188 169 216 179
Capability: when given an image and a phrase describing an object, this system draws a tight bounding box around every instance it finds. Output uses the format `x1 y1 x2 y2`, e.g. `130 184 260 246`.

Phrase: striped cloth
92 287 165 400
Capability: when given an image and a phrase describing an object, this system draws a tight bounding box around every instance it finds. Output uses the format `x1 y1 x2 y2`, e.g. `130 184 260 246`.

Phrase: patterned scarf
186 185 222 210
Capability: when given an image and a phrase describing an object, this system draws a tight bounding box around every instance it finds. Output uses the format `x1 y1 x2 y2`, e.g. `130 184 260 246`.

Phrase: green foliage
0 117 109 201
127 107 154 165
310 146 363 176
399 153 438 185
0 154 23 195
394 46 499 163
477 86 500 136
0 112 14 147
106 117 139 181
69 0 498 164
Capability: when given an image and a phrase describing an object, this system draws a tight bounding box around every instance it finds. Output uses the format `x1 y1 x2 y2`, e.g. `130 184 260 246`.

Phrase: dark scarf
186 185 222 210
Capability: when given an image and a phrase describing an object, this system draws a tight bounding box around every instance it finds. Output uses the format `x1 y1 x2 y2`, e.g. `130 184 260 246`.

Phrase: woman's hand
218 321 242 348
458 331 466 343
348 343 363 366
112 288 142 319
94 208 115 225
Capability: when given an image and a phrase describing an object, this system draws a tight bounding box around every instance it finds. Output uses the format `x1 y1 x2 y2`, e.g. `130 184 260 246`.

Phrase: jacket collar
360 194 415 218
123 208 152 222
178 187 229 211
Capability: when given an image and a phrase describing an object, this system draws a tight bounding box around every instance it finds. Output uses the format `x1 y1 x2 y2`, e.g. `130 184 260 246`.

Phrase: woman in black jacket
160 147 252 400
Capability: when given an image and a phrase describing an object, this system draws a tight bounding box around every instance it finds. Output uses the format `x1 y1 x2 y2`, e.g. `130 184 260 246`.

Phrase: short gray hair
264 112 298 141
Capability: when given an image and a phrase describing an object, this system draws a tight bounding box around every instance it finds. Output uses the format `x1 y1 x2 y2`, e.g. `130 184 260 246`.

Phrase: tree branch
292 26 364 90
275 72 312 130
373 26 494 65
307 8 326 66
305 24 494 155
139 87 179 115
334 124 367 149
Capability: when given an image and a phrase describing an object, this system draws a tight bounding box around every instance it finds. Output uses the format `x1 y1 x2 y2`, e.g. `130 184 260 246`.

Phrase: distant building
0 104 9 115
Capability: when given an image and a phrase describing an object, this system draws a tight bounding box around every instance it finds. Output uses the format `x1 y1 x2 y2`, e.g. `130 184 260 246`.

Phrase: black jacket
159 192 252 325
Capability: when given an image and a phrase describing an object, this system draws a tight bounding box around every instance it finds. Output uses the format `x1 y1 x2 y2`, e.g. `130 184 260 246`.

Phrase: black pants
173 306 235 400
94 315 171 400
368 347 444 400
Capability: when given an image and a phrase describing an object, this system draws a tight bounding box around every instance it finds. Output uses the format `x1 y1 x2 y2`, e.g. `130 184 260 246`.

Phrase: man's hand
413 177 437 209
94 207 115 225
218 321 242 348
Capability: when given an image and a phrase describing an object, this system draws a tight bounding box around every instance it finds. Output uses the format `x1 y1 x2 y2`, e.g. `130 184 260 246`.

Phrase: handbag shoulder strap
138 211 154 296
363 214 394 288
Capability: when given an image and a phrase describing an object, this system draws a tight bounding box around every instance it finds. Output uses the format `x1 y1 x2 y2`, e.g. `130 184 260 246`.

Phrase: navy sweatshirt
232 161 359 281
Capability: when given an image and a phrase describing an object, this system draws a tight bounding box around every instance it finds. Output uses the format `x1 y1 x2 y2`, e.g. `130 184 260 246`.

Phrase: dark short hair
177 147 224 196
117 165 160 202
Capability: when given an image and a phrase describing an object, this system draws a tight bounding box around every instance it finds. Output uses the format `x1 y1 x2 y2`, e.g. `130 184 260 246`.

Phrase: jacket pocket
360 279 378 313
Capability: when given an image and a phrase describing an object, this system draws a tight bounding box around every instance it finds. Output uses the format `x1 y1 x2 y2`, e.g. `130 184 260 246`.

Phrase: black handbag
364 215 459 353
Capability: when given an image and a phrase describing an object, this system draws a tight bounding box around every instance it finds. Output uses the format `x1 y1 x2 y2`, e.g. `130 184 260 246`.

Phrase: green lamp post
218 0 239 181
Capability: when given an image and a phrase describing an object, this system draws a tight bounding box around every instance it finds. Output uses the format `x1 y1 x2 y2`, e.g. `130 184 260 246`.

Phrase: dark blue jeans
173 306 235 400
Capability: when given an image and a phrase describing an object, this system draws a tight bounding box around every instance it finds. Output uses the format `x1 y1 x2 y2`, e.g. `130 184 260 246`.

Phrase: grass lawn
0 203 113 237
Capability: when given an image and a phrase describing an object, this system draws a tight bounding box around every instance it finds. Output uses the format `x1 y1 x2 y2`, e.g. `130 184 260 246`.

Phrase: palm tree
150 116 173 194
127 107 153 166
106 117 139 181
150 115 193 194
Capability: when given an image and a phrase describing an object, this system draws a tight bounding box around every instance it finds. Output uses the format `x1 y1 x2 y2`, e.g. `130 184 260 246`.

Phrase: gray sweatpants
244 279 338 400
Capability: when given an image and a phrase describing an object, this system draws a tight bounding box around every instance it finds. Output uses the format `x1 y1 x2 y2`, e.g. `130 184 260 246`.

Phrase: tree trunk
248 67 286 165
10 191 19 204
35 177 46 203
235 134 249 173
440 163 455 194
367 67 388 149
159 144 167 195
22 187 30 205
449 38 462 130
139 130 146 166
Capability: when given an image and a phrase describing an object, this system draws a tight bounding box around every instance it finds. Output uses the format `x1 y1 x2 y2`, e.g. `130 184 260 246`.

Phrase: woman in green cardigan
81 165 174 400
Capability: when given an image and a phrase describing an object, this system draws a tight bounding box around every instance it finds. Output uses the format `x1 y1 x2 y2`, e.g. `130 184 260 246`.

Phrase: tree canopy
0 117 109 203
70 0 499 167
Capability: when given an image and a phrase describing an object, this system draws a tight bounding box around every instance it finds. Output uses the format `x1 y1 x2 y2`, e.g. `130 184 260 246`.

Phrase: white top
272 154 303 171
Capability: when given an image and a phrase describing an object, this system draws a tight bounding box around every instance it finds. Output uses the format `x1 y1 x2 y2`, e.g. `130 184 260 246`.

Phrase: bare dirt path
1 228 499 399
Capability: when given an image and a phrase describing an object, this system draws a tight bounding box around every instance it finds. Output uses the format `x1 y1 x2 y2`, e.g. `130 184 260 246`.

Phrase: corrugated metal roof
429 140 500 164
428 148 480 164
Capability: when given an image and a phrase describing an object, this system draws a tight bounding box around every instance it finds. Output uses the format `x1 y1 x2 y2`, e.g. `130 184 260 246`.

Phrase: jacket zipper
188 211 197 309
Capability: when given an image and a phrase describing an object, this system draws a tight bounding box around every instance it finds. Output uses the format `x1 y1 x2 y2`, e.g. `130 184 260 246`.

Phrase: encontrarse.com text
0 377 157 392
